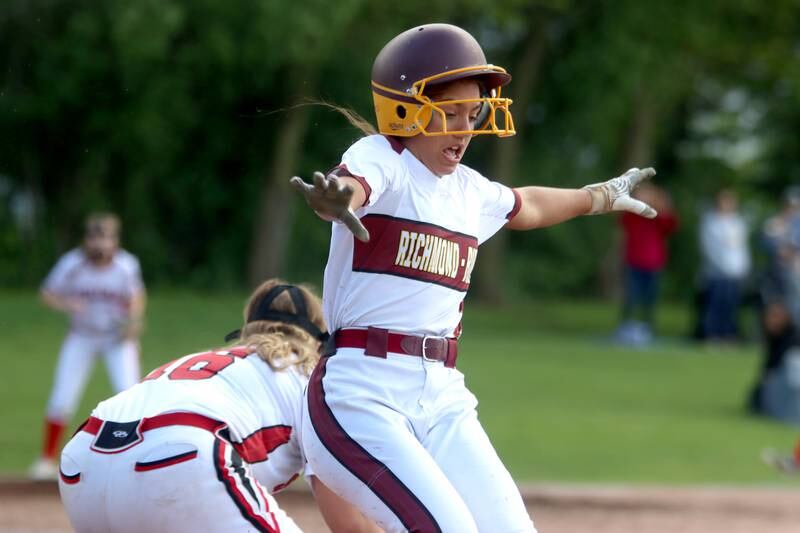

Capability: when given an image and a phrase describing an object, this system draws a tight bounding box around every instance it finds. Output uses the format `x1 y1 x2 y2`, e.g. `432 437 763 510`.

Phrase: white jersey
41 248 144 336
323 134 520 336
92 347 306 492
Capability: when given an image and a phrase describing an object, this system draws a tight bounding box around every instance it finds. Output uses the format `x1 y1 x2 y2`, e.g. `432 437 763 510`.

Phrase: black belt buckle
90 420 143 453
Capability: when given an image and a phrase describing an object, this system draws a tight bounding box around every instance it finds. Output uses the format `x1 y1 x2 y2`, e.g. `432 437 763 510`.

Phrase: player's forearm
311 475 384 533
40 290 75 313
506 186 592 230
129 290 146 320
342 176 367 211
122 290 146 339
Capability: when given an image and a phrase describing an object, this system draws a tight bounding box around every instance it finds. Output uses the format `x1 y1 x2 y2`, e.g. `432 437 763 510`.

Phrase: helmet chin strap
224 285 329 344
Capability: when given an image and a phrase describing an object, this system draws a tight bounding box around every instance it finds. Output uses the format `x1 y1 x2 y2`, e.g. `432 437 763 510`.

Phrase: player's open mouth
442 145 464 164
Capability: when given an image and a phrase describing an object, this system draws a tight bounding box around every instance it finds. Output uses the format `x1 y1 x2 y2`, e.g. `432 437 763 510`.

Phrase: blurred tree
2 0 800 303
473 6 561 304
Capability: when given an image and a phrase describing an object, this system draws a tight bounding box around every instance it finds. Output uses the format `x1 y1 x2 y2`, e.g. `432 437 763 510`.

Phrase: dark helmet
371 23 515 137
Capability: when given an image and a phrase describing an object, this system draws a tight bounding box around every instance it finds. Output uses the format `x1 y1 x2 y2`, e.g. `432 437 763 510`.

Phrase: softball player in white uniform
58 280 381 533
291 23 659 533
31 213 146 480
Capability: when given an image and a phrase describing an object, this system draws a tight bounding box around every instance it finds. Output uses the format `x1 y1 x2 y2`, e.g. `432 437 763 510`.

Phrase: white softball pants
46 332 140 421
302 348 536 533
59 424 301 533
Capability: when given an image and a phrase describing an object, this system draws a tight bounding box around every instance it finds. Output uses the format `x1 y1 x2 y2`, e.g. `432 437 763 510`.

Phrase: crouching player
58 279 381 533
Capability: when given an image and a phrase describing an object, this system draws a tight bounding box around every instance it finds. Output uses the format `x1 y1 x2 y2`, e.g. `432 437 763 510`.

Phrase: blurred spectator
697 189 751 342
749 186 800 418
615 184 679 346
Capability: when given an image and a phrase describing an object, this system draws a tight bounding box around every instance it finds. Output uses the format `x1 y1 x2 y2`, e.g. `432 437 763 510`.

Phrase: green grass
2 289 797 484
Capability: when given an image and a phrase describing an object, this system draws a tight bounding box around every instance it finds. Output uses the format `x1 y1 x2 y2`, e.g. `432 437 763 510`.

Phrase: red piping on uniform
232 425 292 463
272 473 299 493
83 412 225 436
307 358 442 532
59 469 80 485
215 439 278 533
134 450 198 472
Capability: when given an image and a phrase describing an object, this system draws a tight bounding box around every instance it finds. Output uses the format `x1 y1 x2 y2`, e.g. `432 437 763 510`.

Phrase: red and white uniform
43 248 144 421
59 347 306 533
303 135 536 532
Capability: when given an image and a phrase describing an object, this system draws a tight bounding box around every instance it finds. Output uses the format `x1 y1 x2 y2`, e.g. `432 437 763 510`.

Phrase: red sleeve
656 210 679 234
620 211 636 229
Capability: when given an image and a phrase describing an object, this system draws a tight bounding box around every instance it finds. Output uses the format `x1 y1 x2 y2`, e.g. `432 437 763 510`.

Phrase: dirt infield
2 479 799 532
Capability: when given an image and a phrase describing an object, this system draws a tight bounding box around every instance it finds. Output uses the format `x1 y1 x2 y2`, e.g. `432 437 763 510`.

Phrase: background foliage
4 289 795 482
2 0 800 299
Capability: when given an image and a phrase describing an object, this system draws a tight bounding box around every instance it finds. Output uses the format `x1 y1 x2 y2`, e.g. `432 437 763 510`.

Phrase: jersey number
143 348 249 382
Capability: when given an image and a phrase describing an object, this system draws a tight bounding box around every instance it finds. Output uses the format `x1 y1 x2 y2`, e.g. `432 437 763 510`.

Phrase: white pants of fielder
47 332 140 421
302 348 537 533
59 425 301 533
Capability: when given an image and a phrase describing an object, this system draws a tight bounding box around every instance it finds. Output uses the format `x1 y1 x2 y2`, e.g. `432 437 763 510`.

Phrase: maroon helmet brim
425 68 512 91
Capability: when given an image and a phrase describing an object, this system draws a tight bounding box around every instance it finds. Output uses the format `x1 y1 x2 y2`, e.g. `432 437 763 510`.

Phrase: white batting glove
290 171 370 242
583 167 658 218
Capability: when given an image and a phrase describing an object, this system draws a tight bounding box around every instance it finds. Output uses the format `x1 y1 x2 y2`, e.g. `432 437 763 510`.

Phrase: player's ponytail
269 100 376 137
234 279 326 376
314 101 378 136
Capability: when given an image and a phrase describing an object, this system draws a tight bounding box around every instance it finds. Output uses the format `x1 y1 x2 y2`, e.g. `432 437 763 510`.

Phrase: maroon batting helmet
371 23 515 137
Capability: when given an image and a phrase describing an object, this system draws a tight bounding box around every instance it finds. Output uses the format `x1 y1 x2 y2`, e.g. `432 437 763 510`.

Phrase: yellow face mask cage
413 96 515 137
371 65 515 137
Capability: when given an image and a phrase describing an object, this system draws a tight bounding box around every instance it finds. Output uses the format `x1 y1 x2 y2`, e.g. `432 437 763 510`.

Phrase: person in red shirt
616 183 679 345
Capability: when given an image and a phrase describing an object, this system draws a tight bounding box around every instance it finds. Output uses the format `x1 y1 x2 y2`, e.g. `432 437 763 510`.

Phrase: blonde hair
235 279 326 376
311 100 378 137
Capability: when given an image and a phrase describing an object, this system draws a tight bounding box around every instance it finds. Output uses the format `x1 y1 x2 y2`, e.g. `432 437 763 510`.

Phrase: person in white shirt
290 23 659 533
30 213 146 480
58 279 380 533
698 189 751 341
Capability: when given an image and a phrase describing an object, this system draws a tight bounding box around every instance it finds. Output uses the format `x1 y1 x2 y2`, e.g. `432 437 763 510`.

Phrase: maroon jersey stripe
308 358 442 532
353 214 479 292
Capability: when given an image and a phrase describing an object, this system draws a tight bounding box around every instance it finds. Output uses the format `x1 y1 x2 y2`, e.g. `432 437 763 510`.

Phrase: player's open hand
582 167 658 218
290 171 370 242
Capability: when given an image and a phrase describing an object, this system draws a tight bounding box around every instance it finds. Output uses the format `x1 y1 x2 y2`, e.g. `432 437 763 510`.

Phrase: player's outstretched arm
289 171 370 242
39 289 84 314
309 475 384 533
506 167 657 230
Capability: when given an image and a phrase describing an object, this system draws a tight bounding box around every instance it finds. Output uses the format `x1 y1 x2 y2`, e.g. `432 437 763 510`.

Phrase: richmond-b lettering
352 214 479 292
394 230 477 285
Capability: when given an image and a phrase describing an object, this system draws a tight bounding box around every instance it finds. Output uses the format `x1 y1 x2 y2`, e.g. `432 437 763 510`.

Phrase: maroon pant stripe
308 357 441 533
